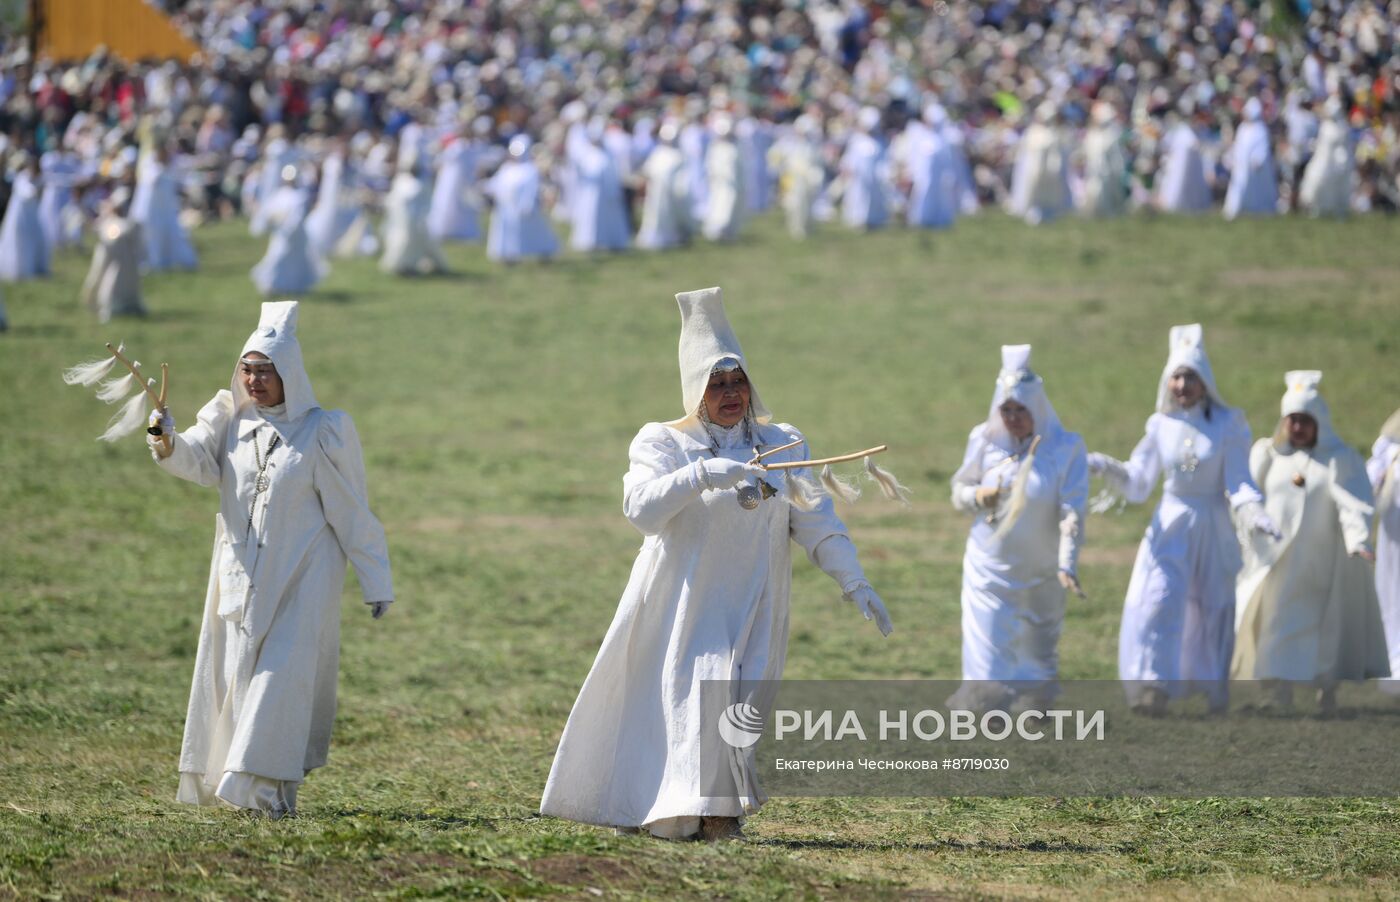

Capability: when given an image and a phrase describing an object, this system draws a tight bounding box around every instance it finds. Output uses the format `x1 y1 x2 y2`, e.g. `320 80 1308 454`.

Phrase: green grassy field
3 212 1399 899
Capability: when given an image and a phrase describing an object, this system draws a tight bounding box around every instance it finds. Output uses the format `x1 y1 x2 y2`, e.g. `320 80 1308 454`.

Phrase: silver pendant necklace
246 427 282 538
702 411 762 510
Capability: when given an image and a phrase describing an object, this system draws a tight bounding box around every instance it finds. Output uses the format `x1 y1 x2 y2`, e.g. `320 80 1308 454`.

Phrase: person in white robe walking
840 106 889 231
1079 102 1128 217
636 121 693 250
306 151 365 259
1088 324 1280 715
1223 98 1279 219
39 148 83 253
1368 409 1400 695
767 115 826 240
484 136 559 263
81 189 145 322
950 345 1087 710
1156 106 1214 213
701 113 746 242
1297 97 1354 218
1233 371 1388 712
251 170 327 297
426 133 483 242
568 118 630 253
541 286 893 842
1009 102 1073 225
379 158 449 275
144 301 393 817
904 104 957 229
130 147 198 272
0 158 50 281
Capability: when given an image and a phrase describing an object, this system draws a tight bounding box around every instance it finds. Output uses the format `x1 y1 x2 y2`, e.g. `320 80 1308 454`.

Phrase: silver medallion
736 483 762 510
255 473 271 493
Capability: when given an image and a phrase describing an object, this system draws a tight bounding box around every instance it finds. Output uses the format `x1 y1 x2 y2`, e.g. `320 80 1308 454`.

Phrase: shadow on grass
323 807 501 829
754 835 1116 854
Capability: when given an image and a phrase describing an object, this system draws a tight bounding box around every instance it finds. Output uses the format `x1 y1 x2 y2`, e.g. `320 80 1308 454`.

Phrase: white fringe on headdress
992 437 1040 540
95 366 141 403
99 378 152 442
62 344 122 386
864 456 912 506
820 464 862 504
785 473 827 511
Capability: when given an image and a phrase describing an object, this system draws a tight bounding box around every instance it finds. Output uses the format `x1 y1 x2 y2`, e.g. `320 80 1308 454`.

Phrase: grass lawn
2 210 1399 899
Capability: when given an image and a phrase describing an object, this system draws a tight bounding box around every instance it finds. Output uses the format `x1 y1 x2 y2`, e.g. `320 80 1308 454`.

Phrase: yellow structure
39 0 200 63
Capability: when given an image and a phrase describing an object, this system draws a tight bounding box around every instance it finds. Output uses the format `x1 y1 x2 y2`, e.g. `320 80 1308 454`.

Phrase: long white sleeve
1057 437 1089 573
621 424 706 536
314 410 394 603
151 390 234 488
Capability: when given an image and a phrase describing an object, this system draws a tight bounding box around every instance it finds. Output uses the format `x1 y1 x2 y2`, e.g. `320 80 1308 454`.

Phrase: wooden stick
158 363 168 407
760 445 888 471
749 437 804 464
106 342 164 409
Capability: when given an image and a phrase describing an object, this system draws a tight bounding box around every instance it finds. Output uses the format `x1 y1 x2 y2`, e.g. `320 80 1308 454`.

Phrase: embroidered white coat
158 390 393 799
540 420 855 832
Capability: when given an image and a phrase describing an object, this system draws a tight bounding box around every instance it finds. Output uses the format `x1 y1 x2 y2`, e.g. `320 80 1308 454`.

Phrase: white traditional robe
541 419 860 835
81 215 145 322
305 154 368 258
1080 122 1128 217
39 150 83 252
951 348 1087 700
1223 118 1278 219
679 123 710 221
1298 116 1353 217
156 303 392 816
1368 430 1400 693
568 142 630 252
904 123 956 229
701 137 745 242
942 121 979 215
379 172 449 274
130 158 197 271
251 186 326 296
840 131 889 230
485 159 558 263
636 144 692 250
1156 122 1213 213
739 118 774 212
1009 123 1072 224
249 139 296 236
1234 438 1387 685
0 171 50 281
768 134 824 239
426 139 483 241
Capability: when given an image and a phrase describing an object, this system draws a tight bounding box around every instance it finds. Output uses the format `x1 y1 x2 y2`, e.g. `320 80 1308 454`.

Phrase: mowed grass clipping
2 212 1399 899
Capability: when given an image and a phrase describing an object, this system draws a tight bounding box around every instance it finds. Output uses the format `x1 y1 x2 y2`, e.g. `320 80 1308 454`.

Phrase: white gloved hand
699 458 766 491
1057 570 1086 599
147 408 175 436
369 601 390 619
1250 509 1283 540
846 584 894 637
974 486 1001 509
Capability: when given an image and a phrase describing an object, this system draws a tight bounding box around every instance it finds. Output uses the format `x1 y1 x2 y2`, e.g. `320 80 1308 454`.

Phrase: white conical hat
671 286 770 424
1156 323 1224 413
234 300 319 422
1274 369 1339 451
983 344 1064 449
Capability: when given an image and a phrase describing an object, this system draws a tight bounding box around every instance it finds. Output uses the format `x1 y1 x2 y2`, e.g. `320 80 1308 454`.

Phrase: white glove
147 408 175 436
974 486 1001 509
369 601 390 619
1086 452 1124 478
699 458 766 491
1242 503 1283 540
846 584 894 637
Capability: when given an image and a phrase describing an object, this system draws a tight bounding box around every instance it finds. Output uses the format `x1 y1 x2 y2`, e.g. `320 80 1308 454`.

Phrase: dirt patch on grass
528 853 640 893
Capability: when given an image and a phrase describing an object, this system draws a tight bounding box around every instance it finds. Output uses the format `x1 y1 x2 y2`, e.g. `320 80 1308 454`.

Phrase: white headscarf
1156 323 1225 414
981 344 1064 451
234 301 319 422
1272 370 1340 452
668 286 771 426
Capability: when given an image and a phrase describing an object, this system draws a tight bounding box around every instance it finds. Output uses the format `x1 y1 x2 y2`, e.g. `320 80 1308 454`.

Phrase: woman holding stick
145 301 393 817
541 286 894 842
1088 324 1279 715
949 345 1088 711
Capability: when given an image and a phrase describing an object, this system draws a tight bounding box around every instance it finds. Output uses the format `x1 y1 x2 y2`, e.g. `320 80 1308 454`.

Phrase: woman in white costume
839 106 889 231
542 286 893 842
1156 106 1213 213
1233 372 1388 712
1088 324 1280 714
426 133 483 242
904 104 957 230
379 158 449 275
145 301 394 817
1368 409 1400 694
1009 102 1073 225
1297 98 1354 218
636 120 694 250
951 346 1088 708
0 157 51 281
305 151 365 259
251 168 327 297
767 115 826 240
1079 102 1128 218
130 147 198 272
701 113 746 242
485 136 559 263
1223 98 1279 220
80 190 146 322
568 118 631 253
